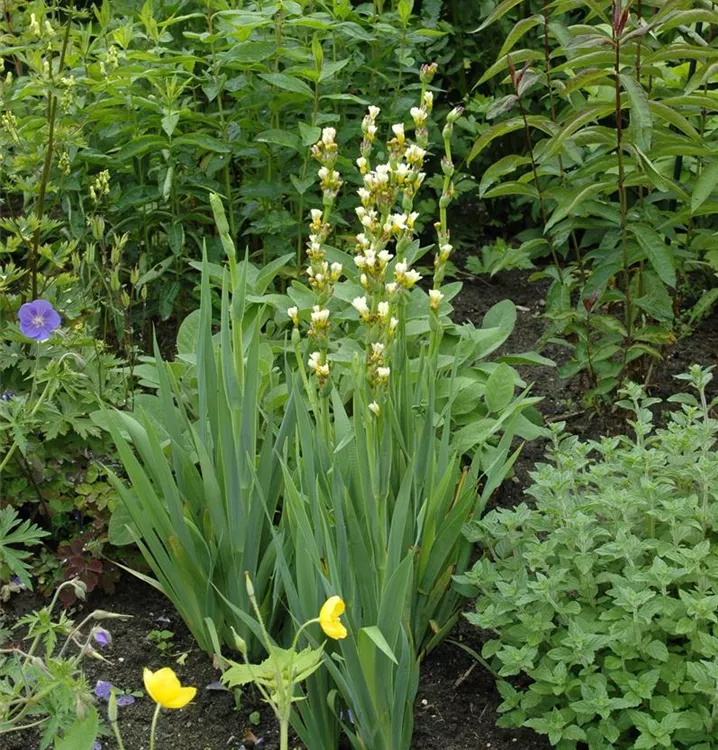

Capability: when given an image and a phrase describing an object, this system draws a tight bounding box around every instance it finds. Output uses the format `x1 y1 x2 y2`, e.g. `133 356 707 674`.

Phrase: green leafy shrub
469 0 718 400
0 578 127 748
459 365 718 749
0 305 128 597
0 0 452 325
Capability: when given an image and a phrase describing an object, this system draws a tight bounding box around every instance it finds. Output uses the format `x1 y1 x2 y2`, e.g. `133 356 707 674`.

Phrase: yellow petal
161 685 197 709
143 667 196 709
323 619 348 640
319 596 347 640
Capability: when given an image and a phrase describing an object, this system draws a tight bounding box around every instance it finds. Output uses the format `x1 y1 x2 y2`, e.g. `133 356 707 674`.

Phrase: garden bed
4 269 716 750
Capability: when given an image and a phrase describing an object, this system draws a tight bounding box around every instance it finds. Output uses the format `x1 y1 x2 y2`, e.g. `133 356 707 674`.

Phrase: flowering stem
28 13 72 299
149 703 161 750
111 717 127 750
280 716 289 750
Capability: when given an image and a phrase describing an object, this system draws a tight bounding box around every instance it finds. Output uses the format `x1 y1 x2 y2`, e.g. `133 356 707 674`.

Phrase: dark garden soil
3 268 716 750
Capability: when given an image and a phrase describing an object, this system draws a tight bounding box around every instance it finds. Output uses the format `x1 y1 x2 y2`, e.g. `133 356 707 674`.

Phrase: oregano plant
458 365 718 749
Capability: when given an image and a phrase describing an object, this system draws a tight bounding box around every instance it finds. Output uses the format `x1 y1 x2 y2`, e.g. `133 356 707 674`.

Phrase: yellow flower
319 596 348 640
143 667 197 709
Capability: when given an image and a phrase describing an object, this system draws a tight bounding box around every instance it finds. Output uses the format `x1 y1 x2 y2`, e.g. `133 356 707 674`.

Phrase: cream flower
429 289 444 310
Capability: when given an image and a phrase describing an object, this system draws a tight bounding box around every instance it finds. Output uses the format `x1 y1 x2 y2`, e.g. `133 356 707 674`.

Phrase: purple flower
93 628 111 648
93 743 102 750
94 680 135 707
17 300 61 342
0 392 13 402
95 680 112 701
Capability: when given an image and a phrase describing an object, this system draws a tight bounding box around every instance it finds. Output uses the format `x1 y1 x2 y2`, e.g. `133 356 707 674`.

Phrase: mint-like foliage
459 366 718 749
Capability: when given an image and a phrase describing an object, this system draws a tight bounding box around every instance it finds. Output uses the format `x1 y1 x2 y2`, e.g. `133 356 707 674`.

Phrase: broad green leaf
161 111 180 137
483 181 539 200
298 121 321 147
485 363 515 414
54 707 98 750
174 133 231 153
259 72 314 97
114 135 167 161
498 15 543 58
691 161 718 214
475 0 526 31
469 116 555 163
545 182 613 232
477 49 542 85
479 154 531 196
256 129 302 151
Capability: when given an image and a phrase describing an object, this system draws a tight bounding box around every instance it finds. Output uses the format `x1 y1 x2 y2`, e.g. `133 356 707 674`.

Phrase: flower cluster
311 127 342 202
89 169 110 205
305 208 342 299
307 350 331 385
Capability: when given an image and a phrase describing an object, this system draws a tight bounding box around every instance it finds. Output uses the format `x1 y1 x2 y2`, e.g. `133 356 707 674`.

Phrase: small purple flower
0 392 13 402
17 300 61 342
116 694 135 707
93 742 102 750
95 680 112 701
94 628 111 648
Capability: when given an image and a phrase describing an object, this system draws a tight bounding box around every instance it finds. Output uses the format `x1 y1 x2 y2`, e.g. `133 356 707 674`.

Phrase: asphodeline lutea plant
290 61 464 412
221 574 348 750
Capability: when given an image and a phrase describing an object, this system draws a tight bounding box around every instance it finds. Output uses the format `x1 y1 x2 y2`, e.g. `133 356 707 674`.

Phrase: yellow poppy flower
319 596 348 639
143 667 197 709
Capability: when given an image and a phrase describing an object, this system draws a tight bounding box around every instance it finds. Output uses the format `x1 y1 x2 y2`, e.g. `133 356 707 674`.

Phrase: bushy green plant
0 299 128 597
470 0 718 400
0 0 453 325
0 578 128 748
458 365 718 749
107 73 542 748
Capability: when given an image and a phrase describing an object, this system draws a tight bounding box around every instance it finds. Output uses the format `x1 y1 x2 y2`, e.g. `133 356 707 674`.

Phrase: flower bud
245 572 255 598
420 62 438 84
108 691 118 723
446 106 464 124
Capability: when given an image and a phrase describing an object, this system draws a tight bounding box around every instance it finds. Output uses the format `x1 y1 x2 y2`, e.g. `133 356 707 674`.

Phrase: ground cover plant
459 366 718 748
0 0 717 749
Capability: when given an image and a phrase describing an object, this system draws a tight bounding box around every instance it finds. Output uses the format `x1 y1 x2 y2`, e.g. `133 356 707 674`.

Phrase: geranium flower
319 596 347 640
17 300 61 342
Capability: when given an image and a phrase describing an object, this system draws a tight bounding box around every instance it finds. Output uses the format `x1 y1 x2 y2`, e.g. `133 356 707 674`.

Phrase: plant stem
280 716 289 750
111 717 127 750
515 94 563 281
149 703 161 750
613 21 633 339
28 12 72 300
